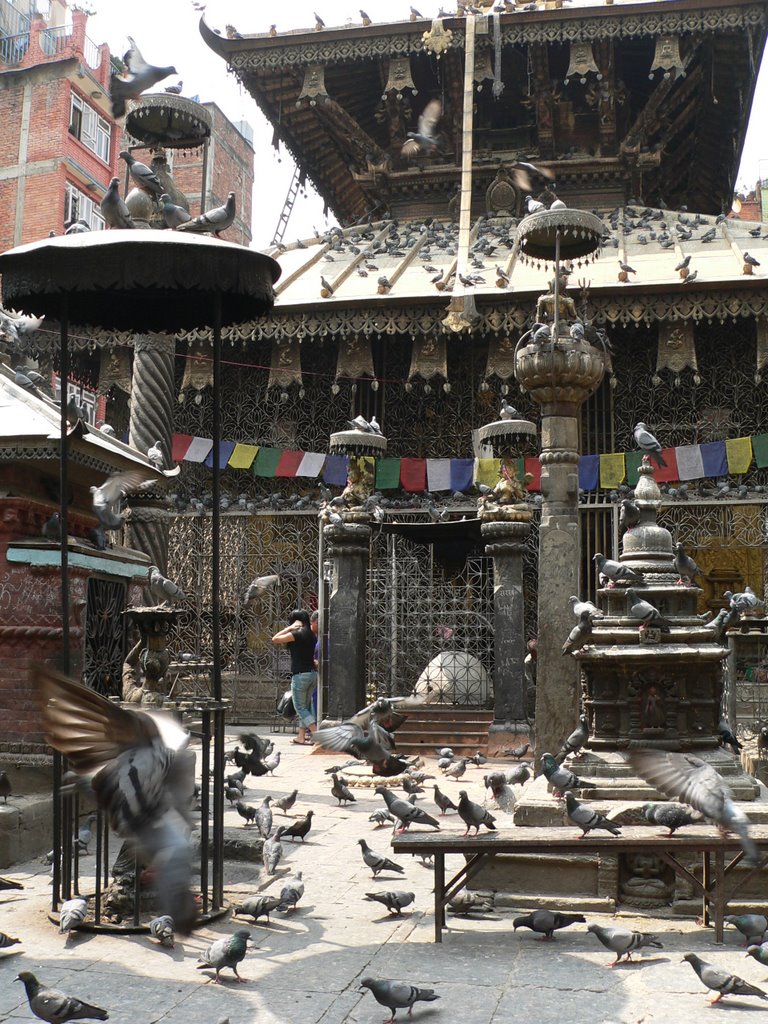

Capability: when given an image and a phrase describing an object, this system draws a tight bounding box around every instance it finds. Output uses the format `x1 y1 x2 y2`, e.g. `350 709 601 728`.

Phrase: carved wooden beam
618 49 702 157
529 44 555 159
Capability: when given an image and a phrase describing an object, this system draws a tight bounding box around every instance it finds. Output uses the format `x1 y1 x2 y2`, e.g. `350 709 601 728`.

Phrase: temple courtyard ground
0 731 764 1023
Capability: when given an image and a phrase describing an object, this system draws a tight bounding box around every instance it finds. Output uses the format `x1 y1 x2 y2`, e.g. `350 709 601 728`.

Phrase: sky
87 0 768 248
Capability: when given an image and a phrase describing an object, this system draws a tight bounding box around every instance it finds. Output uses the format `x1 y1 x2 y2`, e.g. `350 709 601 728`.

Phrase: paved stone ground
1 732 766 1024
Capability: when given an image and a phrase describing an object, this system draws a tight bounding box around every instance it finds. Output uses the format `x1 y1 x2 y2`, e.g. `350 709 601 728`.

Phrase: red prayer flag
524 456 541 492
652 448 679 483
400 457 426 493
275 450 304 478
172 434 193 462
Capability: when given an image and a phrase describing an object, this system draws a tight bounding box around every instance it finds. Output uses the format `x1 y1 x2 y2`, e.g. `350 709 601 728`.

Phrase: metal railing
0 30 28 65
83 33 100 69
40 24 71 57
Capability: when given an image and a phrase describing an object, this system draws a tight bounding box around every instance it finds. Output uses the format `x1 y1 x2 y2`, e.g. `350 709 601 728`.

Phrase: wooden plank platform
391 825 768 943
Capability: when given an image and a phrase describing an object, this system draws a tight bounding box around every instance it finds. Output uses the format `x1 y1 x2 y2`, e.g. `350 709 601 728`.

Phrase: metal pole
553 229 561 341
200 138 210 215
60 294 70 670
212 705 225 907
317 523 325 725
210 291 225 910
199 709 210 914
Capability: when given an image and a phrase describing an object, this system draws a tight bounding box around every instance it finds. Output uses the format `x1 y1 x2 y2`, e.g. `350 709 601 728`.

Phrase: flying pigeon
110 37 176 118
243 575 279 603
196 929 251 983
15 971 108 1023
360 978 439 1022
313 719 396 768
513 909 585 941
119 151 163 198
100 178 134 230
683 952 767 1003
358 839 405 878
633 422 666 467
364 891 415 915
91 469 155 531
402 98 442 158
457 790 496 835
588 923 663 966
176 193 236 237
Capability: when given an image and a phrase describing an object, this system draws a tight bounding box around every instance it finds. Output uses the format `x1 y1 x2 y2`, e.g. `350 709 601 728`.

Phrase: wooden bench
392 824 768 943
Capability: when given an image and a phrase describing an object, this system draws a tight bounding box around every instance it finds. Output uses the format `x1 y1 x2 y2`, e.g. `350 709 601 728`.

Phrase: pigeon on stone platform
593 553 644 586
331 774 356 805
275 809 313 843
541 753 596 799
254 796 273 838
110 37 176 118
725 586 764 613
556 714 589 763
718 717 743 755
364 891 415 915
148 564 186 606
642 802 698 835
358 839 405 878
513 909 586 941
360 978 439 1023
432 784 457 815
369 809 395 827
0 769 13 802
457 790 496 835
262 835 283 875
176 193 236 237
196 929 251 983
375 786 440 833
148 915 174 947
562 610 594 656
723 914 768 945
100 178 134 230
59 897 88 938
626 589 671 630
683 953 767 1003
159 194 191 229
276 871 304 912
674 542 700 584
274 789 298 815
91 470 155 531
588 923 663 965
569 596 603 620
15 971 108 1023
633 422 666 467
629 749 758 865
119 151 163 198
565 792 620 837
232 895 281 924
619 498 641 532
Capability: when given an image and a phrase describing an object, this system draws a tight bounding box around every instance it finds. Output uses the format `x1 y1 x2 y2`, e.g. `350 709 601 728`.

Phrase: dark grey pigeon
360 978 439 1020
375 786 440 833
276 871 304 912
232 895 281 924
642 802 698 835
723 914 768 945
119 151 163 197
683 953 767 1003
314 720 395 767
587 923 662 965
564 792 620 837
432 784 457 815
196 929 251 983
674 542 700 584
358 839 405 878
176 192 236 237
626 589 671 630
110 37 176 118
593 553 643 585
562 610 593 656
556 714 589 763
513 909 586 941
148 915 174 947
457 790 496 835
15 971 108 1023
330 773 356 805
364 891 415 915
100 178 134 230
159 194 192 229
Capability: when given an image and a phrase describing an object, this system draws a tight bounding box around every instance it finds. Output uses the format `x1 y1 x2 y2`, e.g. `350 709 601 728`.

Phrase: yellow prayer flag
228 443 259 469
725 436 753 475
599 453 626 489
474 458 500 488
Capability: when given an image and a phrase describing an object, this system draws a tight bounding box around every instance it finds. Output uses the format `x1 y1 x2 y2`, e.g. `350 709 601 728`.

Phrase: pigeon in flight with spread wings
629 749 758 865
401 99 442 159
90 469 157 531
35 665 198 932
313 719 396 767
110 37 177 118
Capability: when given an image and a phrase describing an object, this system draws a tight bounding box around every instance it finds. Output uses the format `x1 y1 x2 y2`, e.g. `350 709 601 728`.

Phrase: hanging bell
479 380 490 393
280 391 289 403
194 392 203 406
501 383 509 396
331 382 340 395
423 382 432 395
405 381 413 393
371 379 380 391
443 382 451 393
351 383 357 394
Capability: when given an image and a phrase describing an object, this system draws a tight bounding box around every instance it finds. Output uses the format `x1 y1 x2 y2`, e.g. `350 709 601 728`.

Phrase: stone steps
396 706 493 756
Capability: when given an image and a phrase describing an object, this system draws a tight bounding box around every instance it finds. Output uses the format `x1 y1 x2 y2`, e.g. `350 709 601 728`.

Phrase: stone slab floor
0 732 765 1023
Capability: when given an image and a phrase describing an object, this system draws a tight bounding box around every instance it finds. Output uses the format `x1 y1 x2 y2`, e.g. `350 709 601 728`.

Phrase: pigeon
674 542 700 584
402 778 423 796
505 742 531 759
275 809 313 842
314 12 325 29
619 498 641 532
484 768 528 811
562 610 593 655
744 251 761 267
100 178 134 229
642 802 698 835
313 719 396 768
499 398 519 420
626 589 671 630
196 929 251 983
364 891 415 915
448 892 495 915
593 553 644 586
402 98 442 158
718 717 743 755
360 978 439 1023
588 924 663 965
468 751 487 767
724 914 768 945
110 37 176 118
745 943 768 968
0 931 20 948
556 714 589 763
254 796 273 838
375 786 440 833
513 909 586 941
91 470 155 531
565 792 620 837
683 953 767 1003
235 801 257 826
0 769 12 803
148 564 186 605
176 193 236 237
164 80 183 94
225 786 242 807
36 667 197 933
243 575 279 603
457 790 496 835
629 749 758 865
232 895 282 924
262 835 283 875
148 915 175 947
274 789 298 815
15 971 109 1023
443 758 467 780
433 784 458 815
726 586 764 613
64 219 91 234
263 750 280 775
146 440 164 469
633 422 666 467
358 839 405 878
75 813 97 854
569 596 603 619
59 897 87 936
331 773 356 805
540 753 596 798
369 809 395 827
276 871 304 911
618 260 637 275
159 193 192 229
119 151 163 198
525 195 545 213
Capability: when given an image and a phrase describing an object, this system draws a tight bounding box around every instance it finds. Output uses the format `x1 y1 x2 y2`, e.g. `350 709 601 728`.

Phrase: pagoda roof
202 0 768 220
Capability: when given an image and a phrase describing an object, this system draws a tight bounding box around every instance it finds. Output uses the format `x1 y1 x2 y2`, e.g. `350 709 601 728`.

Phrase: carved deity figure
479 455 533 510
536 274 578 329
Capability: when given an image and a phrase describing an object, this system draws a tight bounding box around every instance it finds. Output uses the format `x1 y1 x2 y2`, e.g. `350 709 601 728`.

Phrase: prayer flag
449 458 474 492
524 457 541 492
600 453 625 489
474 458 500 488
296 452 326 478
753 434 768 469
578 455 599 491
275 450 304 478
725 436 753 475
228 443 259 469
184 436 213 463
400 458 426 493
376 458 401 490
253 447 282 477
204 441 236 470
323 454 348 486
426 459 452 492
172 434 194 462
675 444 704 481
700 441 727 478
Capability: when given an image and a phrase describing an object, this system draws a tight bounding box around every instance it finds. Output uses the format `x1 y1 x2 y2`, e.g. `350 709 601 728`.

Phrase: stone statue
339 457 374 508
479 455 533 511
536 274 578 330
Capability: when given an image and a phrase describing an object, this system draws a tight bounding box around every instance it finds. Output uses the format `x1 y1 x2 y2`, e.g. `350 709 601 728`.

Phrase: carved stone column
515 340 604 764
482 518 532 747
125 333 176 576
323 517 371 720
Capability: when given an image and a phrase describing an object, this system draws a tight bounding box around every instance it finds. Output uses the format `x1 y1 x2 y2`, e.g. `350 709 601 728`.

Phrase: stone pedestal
481 516 532 746
324 517 371 719
515 340 605 763
123 605 177 707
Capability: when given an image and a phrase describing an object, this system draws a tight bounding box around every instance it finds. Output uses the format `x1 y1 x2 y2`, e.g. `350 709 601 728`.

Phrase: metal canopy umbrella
0 229 280 923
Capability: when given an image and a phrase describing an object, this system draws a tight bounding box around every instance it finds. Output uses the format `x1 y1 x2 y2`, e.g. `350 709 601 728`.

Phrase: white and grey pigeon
562 611 594 655
629 749 758 865
59 896 87 936
375 786 440 833
232 894 281 924
263 750 280 776
159 194 192 229
243 574 279 603
633 422 667 467
38 667 197 933
91 469 155 531
119 151 163 198
254 796 273 838
364 891 415 915
148 564 186 605
556 714 589 763
626 589 671 630
110 36 177 118
369 809 395 827
100 178 134 230
360 978 439 1022
587 923 663 965
176 192 236 237
0 306 44 343
276 871 304 912
499 398 519 421
569 596 603 619
683 953 767 1003
147 440 164 469
593 553 644 586
564 792 620 837
196 929 251 984
443 758 467 780
148 914 175 947
262 835 283 875
358 839 405 878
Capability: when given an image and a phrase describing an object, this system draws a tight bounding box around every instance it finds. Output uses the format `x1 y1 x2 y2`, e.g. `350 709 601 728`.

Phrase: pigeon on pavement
541 753 596 799
369 809 395 828
556 715 589 763
110 37 176 118
642 802 698 835
276 871 304 912
457 790 496 835
15 971 108 1023
587 923 663 965
274 789 298 815
59 898 87 937
364 891 415 915
254 796 273 838
745 943 768 968
262 835 283 875
0 931 20 948
505 742 531 759
176 193 236 237
724 914 768 945
232 895 282 924
683 953 767 1003
513 909 586 941
100 178 134 229
358 839 405 878
360 978 439 1022
375 786 440 833
331 774 356 805
275 810 313 843
448 892 495 915
443 758 467 780
148 915 174 947
565 792 621 837
196 929 251 983
629 749 758 865
432 784 458 815
634 422 667 467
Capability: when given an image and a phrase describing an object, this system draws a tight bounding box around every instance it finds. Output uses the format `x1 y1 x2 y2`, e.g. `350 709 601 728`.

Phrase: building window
64 181 105 231
69 92 111 163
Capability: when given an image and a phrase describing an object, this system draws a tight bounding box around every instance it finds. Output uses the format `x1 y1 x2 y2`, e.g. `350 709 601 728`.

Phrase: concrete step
395 705 494 757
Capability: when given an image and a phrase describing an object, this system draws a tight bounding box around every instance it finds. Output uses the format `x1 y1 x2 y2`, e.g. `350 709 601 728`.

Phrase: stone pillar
323 518 371 720
125 333 176 576
515 341 604 764
482 518 531 746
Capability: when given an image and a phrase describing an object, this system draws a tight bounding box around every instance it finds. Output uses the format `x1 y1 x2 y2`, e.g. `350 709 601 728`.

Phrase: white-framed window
69 92 111 163
64 181 105 232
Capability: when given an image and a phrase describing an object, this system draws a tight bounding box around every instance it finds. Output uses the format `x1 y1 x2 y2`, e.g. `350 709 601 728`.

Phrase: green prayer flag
376 458 401 489
625 450 644 487
253 447 282 477
753 434 768 469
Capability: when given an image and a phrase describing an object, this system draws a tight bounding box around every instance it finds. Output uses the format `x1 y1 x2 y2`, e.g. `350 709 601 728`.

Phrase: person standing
272 610 317 744
310 610 319 721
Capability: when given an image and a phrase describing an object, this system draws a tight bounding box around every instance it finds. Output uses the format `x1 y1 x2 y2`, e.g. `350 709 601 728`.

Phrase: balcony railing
83 33 100 69
39 24 72 57
0 30 28 65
